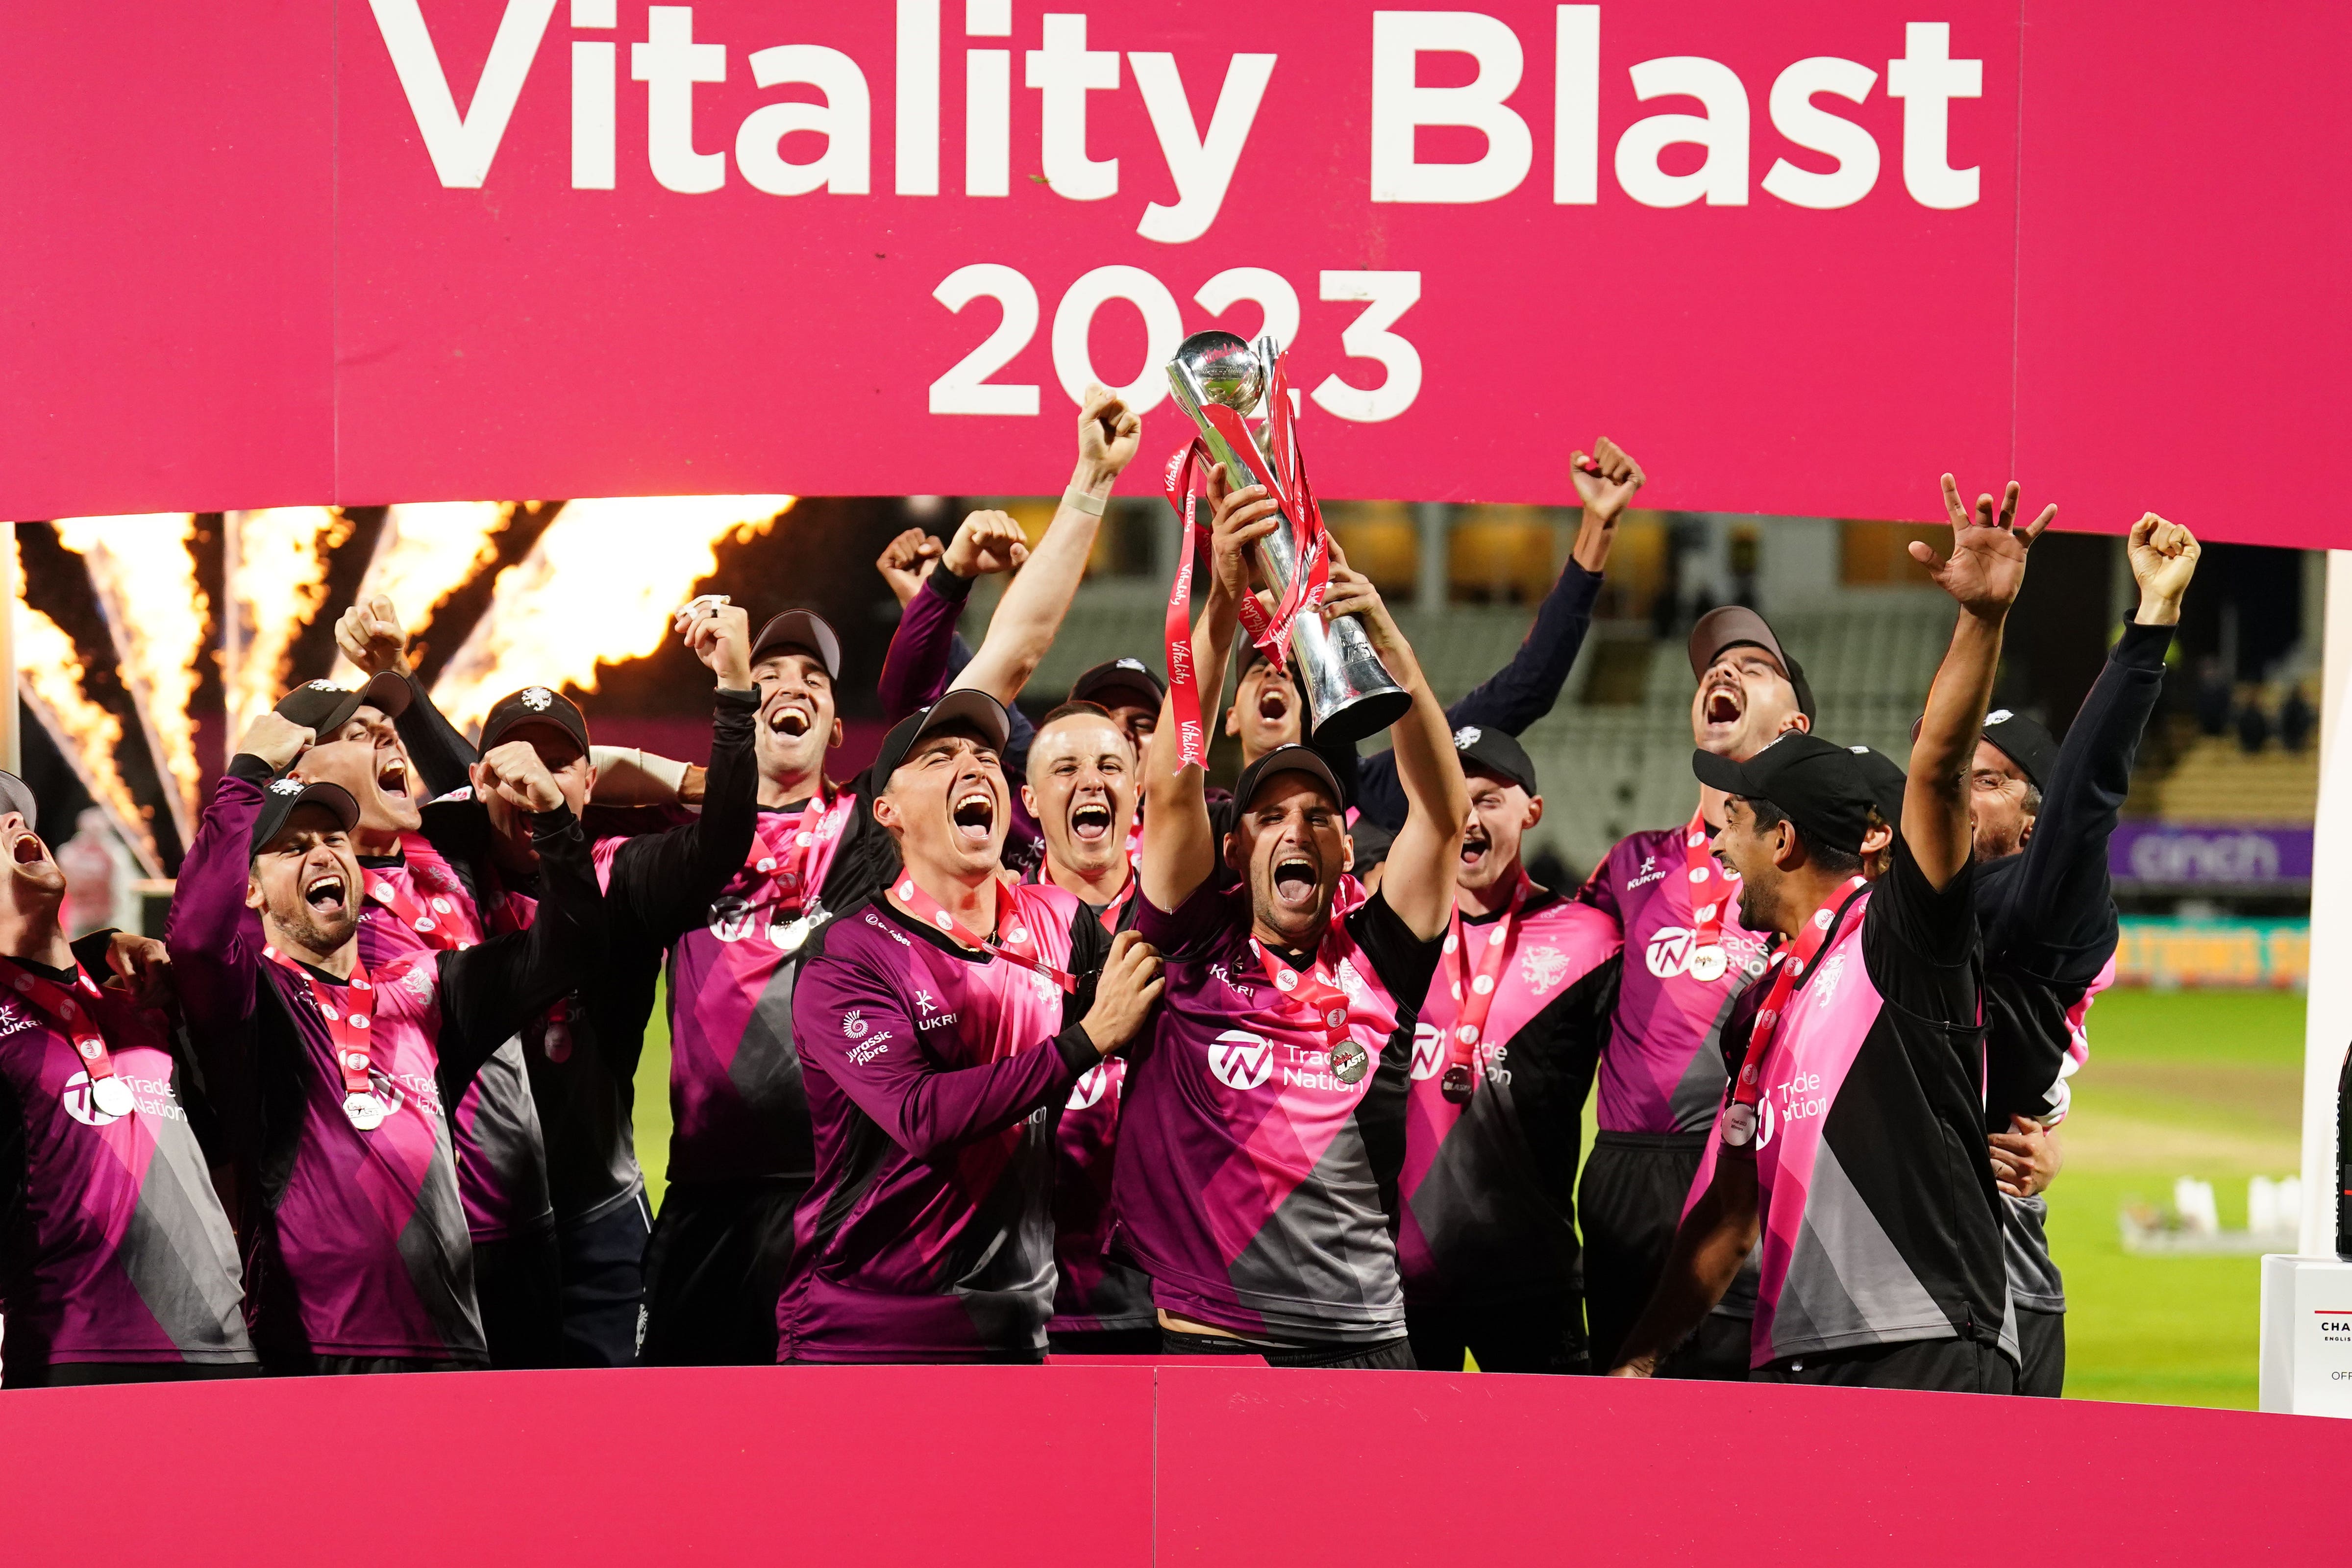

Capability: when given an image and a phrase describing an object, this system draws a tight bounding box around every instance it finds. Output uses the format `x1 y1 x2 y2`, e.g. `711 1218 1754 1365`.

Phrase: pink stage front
2 1364 2342 1562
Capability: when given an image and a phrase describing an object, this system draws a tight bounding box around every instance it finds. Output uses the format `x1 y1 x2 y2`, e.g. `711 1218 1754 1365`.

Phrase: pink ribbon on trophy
1160 350 1328 774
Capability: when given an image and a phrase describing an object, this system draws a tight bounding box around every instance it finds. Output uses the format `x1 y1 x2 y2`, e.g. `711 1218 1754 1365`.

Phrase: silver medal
343 1091 388 1131
769 915 812 953
1328 1040 1369 1084
1687 946 1728 983
91 1075 136 1117
1720 1102 1758 1147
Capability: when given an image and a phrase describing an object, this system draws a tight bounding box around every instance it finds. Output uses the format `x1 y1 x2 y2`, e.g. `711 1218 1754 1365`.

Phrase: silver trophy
1167 330 1412 747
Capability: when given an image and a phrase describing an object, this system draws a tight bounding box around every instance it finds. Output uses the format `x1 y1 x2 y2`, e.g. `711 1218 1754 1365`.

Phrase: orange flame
225 508 352 746
430 496 794 734
51 515 206 846
333 501 511 678
9 533 161 874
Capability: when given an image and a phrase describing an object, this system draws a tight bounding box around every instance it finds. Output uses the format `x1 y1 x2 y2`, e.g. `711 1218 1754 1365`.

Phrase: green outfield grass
2045 987 2304 1408
630 983 2304 1404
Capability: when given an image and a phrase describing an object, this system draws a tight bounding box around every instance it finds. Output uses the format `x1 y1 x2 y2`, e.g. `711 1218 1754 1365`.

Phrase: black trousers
555 1191 653 1368
1752 1335 2018 1394
1578 1130 1751 1379
1160 1327 1416 1369
306 1356 476 1375
2016 1308 2066 1397
1048 1327 1163 1356
14 1360 262 1389
474 1226 565 1370
638 1176 807 1366
1406 1293 1589 1374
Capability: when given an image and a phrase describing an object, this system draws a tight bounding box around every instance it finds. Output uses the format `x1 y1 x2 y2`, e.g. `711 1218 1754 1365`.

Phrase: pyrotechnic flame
430 496 795 734
225 508 352 744
333 502 511 678
9 533 161 875
51 515 206 845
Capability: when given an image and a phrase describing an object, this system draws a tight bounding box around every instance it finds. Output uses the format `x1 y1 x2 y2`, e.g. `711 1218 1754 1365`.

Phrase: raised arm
1140 467 1265 912
335 592 478 796
1353 439 1640 831
602 698 756 934
1904 476 2048 892
434 752 605 1089
879 542 989 723
950 385 1141 705
1319 546 1470 939
2001 517 2198 967
165 713 313 1032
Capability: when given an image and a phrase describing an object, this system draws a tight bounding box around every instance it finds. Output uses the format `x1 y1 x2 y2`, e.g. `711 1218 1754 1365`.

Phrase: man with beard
644 394 1141 1364
277 664 561 1368
1218 439 1642 843
1397 728 1622 1373
0 772 259 1387
1956 513 2200 1396
1110 468 1469 1368
338 596 761 1367
1609 475 2043 1393
1574 605 1814 1378
778 691 1164 1363
168 709 601 1372
1019 699 1154 1351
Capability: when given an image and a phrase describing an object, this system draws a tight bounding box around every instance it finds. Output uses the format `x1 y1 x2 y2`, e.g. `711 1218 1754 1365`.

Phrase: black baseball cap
1452 724 1537 795
871 689 1014 783
1853 747 1907 836
248 775 360 854
480 686 593 758
1906 707 2058 794
1231 744 1343 817
750 610 842 680
0 770 37 829
1069 657 1166 711
274 672 411 735
1688 607 1815 720
1692 732 1879 857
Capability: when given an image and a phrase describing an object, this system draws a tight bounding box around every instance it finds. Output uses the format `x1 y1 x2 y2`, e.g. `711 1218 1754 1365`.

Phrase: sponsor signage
1 1 2343 538
2110 821 2312 887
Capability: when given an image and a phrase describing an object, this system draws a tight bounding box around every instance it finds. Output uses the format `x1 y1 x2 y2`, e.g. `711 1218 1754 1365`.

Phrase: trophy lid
1171 331 1265 414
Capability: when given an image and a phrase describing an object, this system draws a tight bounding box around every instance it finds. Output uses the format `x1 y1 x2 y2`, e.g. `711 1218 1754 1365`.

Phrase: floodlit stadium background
11 500 2320 1405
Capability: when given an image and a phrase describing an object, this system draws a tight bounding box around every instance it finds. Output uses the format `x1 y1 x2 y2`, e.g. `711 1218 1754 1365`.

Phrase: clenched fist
2128 514 2201 627
336 594 411 676
1080 929 1165 1055
477 742 566 815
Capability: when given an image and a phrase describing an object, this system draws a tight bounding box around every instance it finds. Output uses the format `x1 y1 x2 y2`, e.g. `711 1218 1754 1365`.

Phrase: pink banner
0 1364 2343 1563
2 2 2344 547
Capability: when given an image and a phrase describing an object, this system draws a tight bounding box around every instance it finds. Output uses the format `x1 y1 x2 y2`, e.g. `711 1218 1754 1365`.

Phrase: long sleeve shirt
167 761 601 1365
1352 560 1604 832
399 685 764 1222
1977 617 2171 1131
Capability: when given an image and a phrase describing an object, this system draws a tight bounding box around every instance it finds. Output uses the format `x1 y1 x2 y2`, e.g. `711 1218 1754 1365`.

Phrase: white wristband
1064 487 1109 517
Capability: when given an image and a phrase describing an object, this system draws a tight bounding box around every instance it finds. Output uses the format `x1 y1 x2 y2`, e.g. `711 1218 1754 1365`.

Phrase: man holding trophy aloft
1108 336 1470 1368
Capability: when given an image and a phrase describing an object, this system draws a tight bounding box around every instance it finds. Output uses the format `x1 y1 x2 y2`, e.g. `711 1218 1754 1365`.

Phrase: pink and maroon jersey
356 833 551 1246
663 789 881 1186
1111 882 1442 1347
170 766 599 1367
778 882 1108 1362
1398 893 1620 1307
1698 845 2014 1370
1038 883 1152 1335
0 965 253 1377
1579 824 1770 1134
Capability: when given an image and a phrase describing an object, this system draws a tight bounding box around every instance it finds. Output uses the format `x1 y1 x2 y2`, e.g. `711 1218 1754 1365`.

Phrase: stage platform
4 1361 2342 1563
